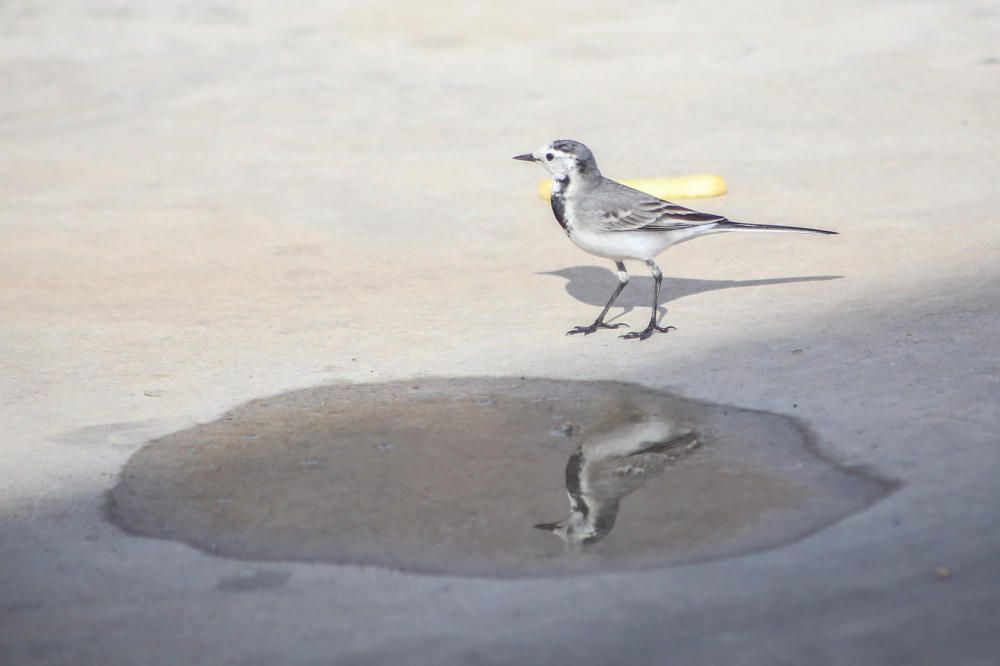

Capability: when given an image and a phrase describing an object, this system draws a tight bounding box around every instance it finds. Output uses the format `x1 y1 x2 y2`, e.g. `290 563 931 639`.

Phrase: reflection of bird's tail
717 221 838 235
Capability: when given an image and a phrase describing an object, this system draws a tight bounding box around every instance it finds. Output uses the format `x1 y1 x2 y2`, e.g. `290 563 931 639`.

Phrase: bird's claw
619 325 676 341
565 322 629 336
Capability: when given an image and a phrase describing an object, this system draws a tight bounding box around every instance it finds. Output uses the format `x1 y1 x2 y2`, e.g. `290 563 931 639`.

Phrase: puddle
107 378 892 577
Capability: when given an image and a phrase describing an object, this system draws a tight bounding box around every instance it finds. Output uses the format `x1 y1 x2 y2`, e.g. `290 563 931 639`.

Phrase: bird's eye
545 153 554 161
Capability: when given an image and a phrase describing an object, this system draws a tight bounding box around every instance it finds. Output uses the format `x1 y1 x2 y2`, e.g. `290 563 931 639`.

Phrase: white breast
567 228 676 260
565 198 719 260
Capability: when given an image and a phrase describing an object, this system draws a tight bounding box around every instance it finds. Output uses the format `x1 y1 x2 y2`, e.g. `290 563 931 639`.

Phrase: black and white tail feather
714 221 837 235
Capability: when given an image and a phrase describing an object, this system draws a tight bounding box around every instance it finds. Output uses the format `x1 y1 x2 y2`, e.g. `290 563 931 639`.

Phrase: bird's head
513 139 601 182
534 510 607 548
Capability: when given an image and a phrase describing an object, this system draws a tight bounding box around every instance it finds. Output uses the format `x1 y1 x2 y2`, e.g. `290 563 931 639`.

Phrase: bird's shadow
540 266 843 322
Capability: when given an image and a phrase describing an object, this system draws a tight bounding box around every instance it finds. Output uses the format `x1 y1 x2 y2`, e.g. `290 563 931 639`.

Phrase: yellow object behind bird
537 174 727 201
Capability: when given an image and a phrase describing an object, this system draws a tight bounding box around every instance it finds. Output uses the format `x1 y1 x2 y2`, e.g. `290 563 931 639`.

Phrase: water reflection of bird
534 420 701 548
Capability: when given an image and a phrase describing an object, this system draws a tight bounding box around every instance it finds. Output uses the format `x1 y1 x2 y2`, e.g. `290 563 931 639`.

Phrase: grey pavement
1 1 999 664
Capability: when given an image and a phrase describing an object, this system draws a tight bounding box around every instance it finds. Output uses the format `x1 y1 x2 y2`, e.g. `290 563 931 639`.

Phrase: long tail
716 221 838 235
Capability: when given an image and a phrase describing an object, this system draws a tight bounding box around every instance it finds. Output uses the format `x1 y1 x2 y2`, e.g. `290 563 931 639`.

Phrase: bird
534 419 701 548
513 140 838 340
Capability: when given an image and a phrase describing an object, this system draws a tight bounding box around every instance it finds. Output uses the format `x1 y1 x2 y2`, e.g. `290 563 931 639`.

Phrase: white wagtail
534 420 700 548
514 140 837 340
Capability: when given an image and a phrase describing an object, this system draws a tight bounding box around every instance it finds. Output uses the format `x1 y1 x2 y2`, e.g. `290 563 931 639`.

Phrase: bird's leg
620 259 676 340
566 261 631 336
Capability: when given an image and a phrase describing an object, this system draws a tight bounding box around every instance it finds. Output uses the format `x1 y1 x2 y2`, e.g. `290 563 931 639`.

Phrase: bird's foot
619 324 676 341
565 321 629 336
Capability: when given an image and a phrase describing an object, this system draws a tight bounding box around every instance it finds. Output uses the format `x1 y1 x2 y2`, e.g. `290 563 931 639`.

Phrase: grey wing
630 431 700 456
585 432 700 500
593 180 728 232
584 455 664 501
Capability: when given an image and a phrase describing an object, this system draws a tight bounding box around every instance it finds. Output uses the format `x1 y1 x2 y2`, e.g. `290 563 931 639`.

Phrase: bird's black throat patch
565 449 588 517
551 176 570 232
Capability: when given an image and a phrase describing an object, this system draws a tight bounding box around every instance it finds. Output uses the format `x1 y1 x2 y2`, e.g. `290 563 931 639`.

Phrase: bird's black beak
512 153 536 162
533 522 559 531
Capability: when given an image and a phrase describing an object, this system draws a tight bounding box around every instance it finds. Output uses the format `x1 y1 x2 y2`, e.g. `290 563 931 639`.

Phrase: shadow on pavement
539 266 842 320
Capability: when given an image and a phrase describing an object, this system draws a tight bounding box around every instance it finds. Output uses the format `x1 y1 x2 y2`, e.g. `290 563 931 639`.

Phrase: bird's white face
513 140 596 182
538 511 600 547
531 142 580 180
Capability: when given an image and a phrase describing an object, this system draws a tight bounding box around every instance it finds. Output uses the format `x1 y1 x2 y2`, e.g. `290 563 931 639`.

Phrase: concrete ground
2 1 999 664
